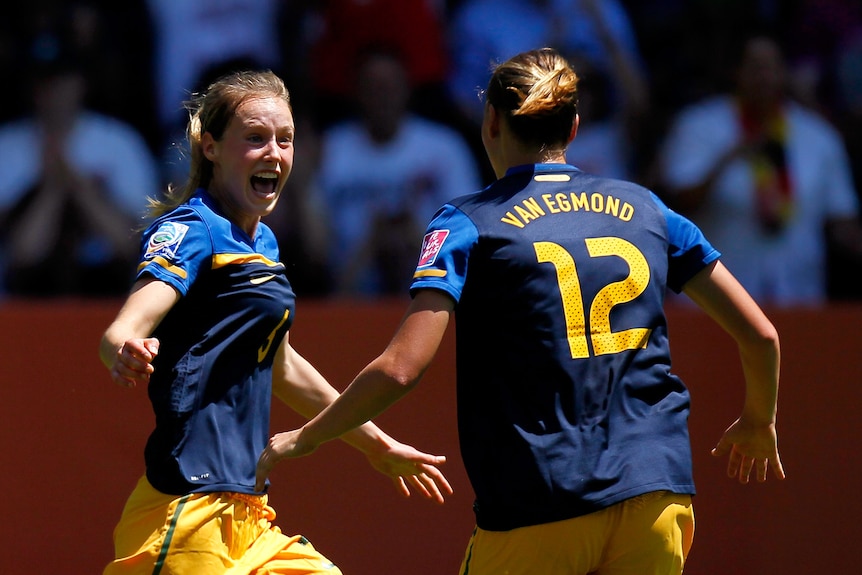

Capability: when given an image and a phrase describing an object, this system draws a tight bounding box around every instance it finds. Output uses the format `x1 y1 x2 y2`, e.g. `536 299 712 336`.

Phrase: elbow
756 317 780 349
742 320 780 359
383 366 422 392
372 357 423 394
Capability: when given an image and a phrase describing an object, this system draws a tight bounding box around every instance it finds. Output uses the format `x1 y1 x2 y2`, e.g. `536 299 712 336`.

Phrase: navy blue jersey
136 190 295 495
410 164 720 531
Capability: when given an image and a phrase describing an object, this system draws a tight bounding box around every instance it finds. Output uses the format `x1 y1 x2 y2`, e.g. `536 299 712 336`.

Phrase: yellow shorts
104 476 342 575
459 491 694 575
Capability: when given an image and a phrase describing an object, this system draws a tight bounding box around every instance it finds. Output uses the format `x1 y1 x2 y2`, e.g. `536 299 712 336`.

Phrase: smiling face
202 95 295 237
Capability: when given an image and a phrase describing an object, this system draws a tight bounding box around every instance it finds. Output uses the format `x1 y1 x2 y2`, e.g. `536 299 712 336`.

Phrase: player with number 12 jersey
411 162 720 531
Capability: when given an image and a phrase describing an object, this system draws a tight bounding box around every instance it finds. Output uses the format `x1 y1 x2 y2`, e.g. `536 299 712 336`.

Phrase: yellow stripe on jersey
534 174 571 182
138 256 188 279
212 253 282 269
414 269 447 278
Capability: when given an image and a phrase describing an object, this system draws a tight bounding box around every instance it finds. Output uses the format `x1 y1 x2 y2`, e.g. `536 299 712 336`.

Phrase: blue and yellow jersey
411 164 720 531
136 190 295 496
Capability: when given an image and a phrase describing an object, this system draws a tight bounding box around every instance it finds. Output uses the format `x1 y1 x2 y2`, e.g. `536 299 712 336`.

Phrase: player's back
435 163 711 530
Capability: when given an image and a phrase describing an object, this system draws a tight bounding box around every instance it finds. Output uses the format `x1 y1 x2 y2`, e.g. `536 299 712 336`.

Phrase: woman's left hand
255 429 453 504
363 440 453 504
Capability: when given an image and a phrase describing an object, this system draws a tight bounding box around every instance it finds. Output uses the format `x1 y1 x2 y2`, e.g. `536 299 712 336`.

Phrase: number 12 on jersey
534 237 652 359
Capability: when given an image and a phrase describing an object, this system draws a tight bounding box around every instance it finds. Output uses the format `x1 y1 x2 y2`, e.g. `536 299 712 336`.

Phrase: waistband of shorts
223 491 269 510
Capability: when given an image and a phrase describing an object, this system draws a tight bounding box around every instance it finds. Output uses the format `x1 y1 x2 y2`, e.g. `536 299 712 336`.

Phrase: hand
254 429 454 504
363 440 453 504
255 428 314 492
711 417 786 484
110 338 159 388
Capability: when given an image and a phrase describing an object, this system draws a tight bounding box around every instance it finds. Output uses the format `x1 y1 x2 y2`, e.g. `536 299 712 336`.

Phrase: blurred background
0 0 859 304
0 1 860 573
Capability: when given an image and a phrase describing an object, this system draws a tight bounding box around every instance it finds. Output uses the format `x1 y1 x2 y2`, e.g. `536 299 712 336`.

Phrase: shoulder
0 118 35 142
254 221 281 260
143 203 211 249
787 103 846 144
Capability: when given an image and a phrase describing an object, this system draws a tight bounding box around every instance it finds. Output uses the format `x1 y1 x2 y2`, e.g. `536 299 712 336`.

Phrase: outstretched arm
683 260 785 483
265 289 455 499
99 278 179 388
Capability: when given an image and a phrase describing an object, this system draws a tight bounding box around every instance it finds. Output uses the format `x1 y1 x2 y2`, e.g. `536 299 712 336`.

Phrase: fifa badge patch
145 222 190 261
418 229 449 267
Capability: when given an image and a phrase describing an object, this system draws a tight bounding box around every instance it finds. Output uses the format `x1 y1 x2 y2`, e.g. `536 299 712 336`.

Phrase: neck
494 148 567 179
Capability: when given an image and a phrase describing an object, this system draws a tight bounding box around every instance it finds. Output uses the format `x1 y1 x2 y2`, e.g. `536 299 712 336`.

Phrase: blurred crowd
0 0 860 305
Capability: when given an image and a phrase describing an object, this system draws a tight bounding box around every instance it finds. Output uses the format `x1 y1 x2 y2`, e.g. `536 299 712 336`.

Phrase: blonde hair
485 48 579 149
146 69 291 219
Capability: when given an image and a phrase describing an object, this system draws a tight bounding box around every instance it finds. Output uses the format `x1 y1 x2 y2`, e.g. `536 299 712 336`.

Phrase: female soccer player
99 69 451 574
255 48 785 575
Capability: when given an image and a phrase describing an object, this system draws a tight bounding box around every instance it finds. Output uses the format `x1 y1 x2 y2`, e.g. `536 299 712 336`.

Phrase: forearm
274 346 415 457
273 345 408 446
737 336 780 425
683 261 780 425
278 292 450 454
99 279 176 370
300 364 416 454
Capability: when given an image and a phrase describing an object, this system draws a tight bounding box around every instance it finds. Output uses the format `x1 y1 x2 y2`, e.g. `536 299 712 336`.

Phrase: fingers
111 360 152 387
719 444 785 484
424 465 453 498
405 474 433 500
143 338 160 356
404 463 454 504
393 476 410 499
255 451 274 492
736 452 754 484
770 452 786 481
756 458 768 483
710 436 731 458
112 339 159 388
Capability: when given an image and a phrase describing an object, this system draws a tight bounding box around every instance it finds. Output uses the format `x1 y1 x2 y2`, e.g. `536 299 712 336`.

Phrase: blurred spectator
301 0 451 130
0 1 156 145
145 0 284 182
836 31 862 198
562 0 649 180
783 0 862 114
563 58 642 181
657 33 862 307
446 0 644 125
0 51 159 298
316 47 481 297
445 0 647 182
784 0 862 300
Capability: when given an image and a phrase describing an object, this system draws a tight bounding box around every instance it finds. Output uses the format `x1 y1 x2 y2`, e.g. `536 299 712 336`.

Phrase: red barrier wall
0 299 858 574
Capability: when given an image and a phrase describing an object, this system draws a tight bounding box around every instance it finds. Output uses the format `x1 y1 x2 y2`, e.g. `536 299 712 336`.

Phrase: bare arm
262 289 456 498
284 289 453 448
682 260 785 483
99 277 180 388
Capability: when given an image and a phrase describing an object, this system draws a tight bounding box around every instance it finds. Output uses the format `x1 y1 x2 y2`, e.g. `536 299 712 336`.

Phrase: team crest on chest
418 229 449 266
145 222 190 261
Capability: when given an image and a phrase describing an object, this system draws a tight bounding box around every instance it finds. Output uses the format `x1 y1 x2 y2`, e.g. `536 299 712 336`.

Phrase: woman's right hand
109 338 160 388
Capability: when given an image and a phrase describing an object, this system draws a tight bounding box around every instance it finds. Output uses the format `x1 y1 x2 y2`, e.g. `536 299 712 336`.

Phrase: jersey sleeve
650 192 721 293
409 204 478 302
136 207 213 295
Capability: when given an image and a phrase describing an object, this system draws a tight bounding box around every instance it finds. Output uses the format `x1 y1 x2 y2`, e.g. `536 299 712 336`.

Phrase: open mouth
250 172 278 196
